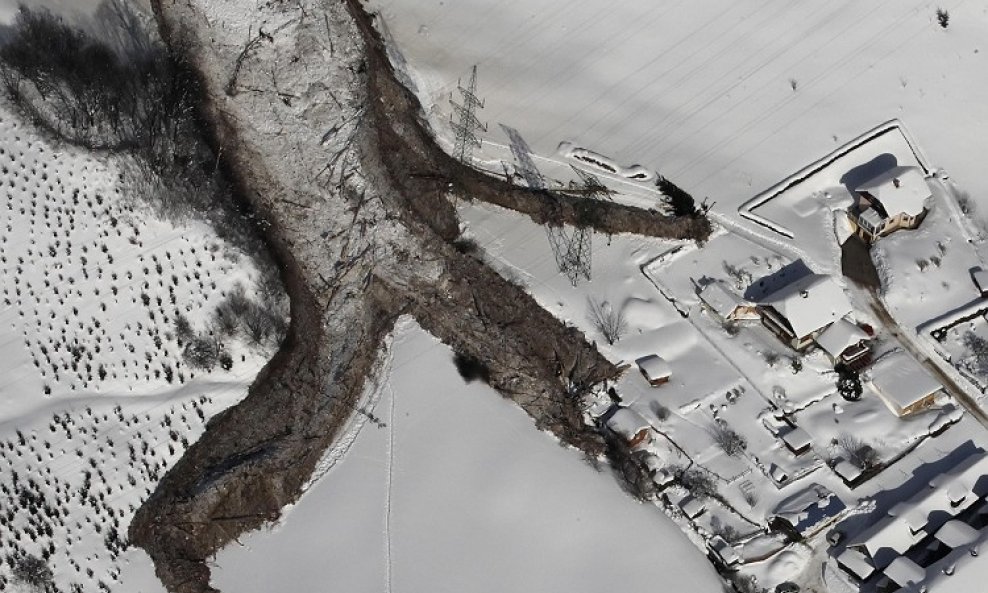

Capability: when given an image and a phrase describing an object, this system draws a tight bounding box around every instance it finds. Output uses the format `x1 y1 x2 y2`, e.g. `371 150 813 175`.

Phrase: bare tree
838 433 880 470
586 297 627 345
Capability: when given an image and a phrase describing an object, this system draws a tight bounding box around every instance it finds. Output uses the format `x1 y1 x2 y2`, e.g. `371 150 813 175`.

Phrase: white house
848 165 931 243
757 274 854 351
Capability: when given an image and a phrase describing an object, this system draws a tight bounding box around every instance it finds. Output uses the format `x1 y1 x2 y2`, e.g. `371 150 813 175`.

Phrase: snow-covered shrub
586 297 627 345
674 466 718 500
182 334 220 371
9 553 53 591
937 8 950 29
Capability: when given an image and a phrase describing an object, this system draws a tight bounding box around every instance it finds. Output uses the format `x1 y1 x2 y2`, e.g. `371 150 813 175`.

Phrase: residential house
847 165 931 243
843 450 988 574
772 483 846 538
757 274 854 351
603 406 652 449
815 318 872 370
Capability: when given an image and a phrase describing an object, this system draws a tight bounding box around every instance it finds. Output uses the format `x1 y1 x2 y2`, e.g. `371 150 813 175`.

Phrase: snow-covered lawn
212 319 724 593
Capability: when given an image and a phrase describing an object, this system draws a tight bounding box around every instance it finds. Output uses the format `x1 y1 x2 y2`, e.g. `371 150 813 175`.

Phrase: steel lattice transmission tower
450 65 487 164
547 224 593 287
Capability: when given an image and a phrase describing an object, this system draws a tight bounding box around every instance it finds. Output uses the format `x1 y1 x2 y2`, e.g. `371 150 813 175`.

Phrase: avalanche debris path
128 1 711 592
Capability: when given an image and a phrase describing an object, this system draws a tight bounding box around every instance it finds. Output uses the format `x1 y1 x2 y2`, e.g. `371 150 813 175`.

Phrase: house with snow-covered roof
756 273 854 351
868 350 942 417
602 406 652 449
815 318 872 369
842 449 988 576
847 165 931 243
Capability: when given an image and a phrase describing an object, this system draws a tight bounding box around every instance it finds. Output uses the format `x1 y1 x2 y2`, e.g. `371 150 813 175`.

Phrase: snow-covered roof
708 536 740 565
780 426 812 452
759 274 853 339
869 351 942 413
699 281 747 318
883 556 925 588
605 407 650 441
853 451 988 567
855 165 930 217
934 520 980 548
772 483 845 535
837 548 875 580
636 354 672 382
679 495 706 519
816 318 868 358
815 318 868 359
973 269 988 294
834 458 863 482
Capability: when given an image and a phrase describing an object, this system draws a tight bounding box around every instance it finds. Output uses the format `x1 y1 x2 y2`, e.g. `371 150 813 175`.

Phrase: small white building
868 351 942 417
848 165 931 243
636 354 672 386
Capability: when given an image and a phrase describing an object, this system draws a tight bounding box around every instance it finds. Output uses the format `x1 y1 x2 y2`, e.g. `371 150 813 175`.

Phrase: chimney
893 177 901 188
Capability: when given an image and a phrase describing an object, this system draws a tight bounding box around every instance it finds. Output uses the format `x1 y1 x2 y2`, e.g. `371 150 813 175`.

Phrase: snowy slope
212 319 724 593
0 99 278 593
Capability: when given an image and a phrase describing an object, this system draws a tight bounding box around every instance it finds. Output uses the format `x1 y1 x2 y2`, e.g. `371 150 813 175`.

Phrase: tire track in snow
384 379 397 593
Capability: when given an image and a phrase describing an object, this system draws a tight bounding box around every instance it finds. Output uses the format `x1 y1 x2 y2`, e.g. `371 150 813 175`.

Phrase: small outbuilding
708 535 741 568
868 351 942 417
882 556 925 589
636 354 672 387
699 281 760 322
780 425 813 456
973 269 988 298
679 495 707 519
836 548 876 581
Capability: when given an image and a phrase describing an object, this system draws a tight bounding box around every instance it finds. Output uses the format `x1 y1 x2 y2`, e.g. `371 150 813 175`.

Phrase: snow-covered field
368 0 988 220
212 319 724 593
0 99 278 592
